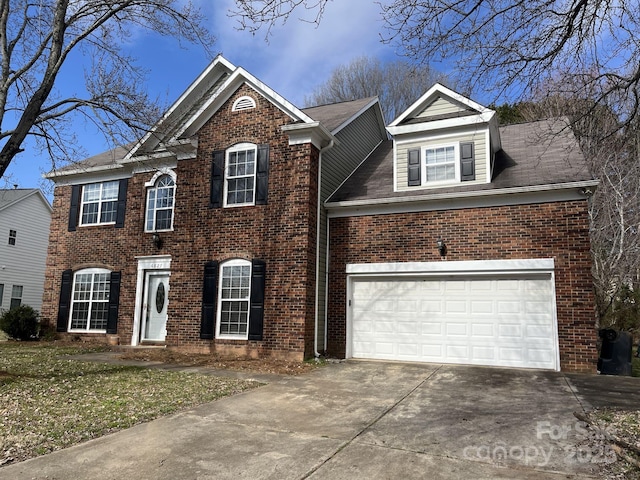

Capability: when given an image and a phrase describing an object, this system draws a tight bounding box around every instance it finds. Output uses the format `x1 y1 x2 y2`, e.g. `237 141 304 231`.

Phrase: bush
0 305 40 340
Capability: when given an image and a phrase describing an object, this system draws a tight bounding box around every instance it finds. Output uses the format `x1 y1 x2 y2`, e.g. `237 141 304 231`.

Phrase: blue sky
2 0 452 196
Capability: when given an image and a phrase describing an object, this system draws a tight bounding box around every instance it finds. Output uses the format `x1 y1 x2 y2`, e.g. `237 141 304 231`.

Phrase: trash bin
597 328 633 376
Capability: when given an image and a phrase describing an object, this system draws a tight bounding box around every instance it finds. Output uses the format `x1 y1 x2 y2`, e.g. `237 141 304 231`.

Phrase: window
145 174 176 232
232 96 256 112
69 269 111 332
424 144 459 183
10 285 23 309
216 259 251 339
225 144 257 206
8 229 16 245
80 181 119 225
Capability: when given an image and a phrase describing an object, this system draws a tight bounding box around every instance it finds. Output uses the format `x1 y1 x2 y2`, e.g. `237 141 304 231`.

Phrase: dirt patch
117 348 322 376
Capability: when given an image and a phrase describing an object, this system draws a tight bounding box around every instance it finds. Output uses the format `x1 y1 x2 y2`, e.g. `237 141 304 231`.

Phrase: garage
347 260 559 370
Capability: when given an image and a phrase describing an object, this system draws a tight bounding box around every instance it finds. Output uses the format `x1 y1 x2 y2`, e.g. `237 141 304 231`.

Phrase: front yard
0 343 260 466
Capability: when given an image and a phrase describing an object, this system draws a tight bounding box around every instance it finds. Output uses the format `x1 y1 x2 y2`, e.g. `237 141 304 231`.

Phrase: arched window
232 96 256 112
69 268 111 332
216 259 252 339
145 174 175 232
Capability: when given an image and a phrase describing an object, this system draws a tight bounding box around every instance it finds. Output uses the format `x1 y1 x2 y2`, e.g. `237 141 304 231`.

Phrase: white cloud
209 0 399 106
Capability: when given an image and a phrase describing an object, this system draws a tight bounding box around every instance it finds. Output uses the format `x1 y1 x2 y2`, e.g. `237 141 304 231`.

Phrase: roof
45 144 131 178
327 118 595 204
302 97 378 133
0 188 52 212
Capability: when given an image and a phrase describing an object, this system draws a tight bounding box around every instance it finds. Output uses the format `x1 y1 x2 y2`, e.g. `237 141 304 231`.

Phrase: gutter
314 139 335 359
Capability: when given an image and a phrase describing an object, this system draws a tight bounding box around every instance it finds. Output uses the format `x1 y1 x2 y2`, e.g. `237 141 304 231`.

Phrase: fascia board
126 55 235 159
44 162 125 180
326 180 599 217
331 97 383 136
387 111 495 136
178 67 315 140
389 83 492 127
281 122 338 149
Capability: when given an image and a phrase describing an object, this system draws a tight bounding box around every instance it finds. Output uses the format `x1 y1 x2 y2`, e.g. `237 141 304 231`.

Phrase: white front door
141 272 170 342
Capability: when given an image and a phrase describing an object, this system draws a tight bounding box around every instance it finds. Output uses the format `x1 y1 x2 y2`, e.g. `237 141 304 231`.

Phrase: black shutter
460 142 475 181
255 144 269 205
106 272 121 334
210 150 225 208
57 270 73 332
407 149 421 186
68 185 81 231
200 261 219 339
248 259 266 341
115 179 128 228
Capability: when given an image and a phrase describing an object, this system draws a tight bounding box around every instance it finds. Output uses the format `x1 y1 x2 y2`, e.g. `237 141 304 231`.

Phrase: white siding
0 193 51 312
416 96 468 119
396 129 488 191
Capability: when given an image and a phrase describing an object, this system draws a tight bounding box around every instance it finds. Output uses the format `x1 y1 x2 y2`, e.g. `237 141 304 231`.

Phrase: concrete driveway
2 360 630 479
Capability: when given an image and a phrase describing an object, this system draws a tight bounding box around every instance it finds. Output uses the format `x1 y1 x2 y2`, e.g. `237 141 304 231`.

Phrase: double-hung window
80 181 119 225
69 269 111 332
423 144 459 183
216 259 251 339
146 174 175 232
10 285 23 309
225 144 256 207
8 229 16 245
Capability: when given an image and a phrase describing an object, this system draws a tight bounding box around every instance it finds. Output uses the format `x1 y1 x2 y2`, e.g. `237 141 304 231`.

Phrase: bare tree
305 56 452 122
0 0 214 179
232 1 640 131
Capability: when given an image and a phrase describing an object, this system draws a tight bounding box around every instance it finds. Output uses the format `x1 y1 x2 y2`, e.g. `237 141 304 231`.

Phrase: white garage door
350 274 558 370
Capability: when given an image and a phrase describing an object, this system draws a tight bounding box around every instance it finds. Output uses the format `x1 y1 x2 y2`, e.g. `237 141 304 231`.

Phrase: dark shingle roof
328 118 594 203
302 97 377 133
0 188 39 209
47 144 132 177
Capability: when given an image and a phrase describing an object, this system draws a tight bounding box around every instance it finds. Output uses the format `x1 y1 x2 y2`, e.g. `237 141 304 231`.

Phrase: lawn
0 343 260 466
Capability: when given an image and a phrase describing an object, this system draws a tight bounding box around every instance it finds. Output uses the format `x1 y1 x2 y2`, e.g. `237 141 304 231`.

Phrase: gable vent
232 96 256 112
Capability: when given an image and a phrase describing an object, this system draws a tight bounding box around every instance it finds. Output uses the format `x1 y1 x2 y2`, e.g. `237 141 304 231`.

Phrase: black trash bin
597 328 633 376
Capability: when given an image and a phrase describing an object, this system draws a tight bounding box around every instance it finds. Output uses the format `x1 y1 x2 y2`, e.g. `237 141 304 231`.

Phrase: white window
69 269 111 332
8 229 16 246
225 143 257 207
145 174 176 232
216 259 251 339
80 181 119 225
423 144 460 184
10 285 23 309
232 96 256 112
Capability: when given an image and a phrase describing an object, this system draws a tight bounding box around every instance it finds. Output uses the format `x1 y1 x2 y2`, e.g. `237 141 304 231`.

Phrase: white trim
347 258 554 275
345 258 560 370
144 172 176 232
216 259 252 340
132 255 172 346
144 168 176 188
232 95 256 111
327 180 599 218
68 268 111 333
281 122 336 150
485 130 492 183
421 142 460 186
387 112 495 136
224 143 258 208
78 181 120 227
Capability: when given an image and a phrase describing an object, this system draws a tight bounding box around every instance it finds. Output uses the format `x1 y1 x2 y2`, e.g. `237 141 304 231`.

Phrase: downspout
315 139 335 358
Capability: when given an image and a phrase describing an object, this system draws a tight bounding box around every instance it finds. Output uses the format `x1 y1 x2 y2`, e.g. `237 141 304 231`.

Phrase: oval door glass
156 282 165 313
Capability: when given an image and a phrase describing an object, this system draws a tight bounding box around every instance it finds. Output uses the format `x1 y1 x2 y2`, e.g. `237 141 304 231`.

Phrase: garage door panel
351 274 558 370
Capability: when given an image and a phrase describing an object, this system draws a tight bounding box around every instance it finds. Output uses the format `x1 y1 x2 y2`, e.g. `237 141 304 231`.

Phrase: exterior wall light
436 237 447 257
152 232 163 249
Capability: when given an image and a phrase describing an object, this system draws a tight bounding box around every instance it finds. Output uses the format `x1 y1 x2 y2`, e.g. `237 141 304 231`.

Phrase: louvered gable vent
232 96 256 112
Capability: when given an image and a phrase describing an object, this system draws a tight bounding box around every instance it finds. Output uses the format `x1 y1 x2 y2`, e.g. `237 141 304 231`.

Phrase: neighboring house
41 56 598 372
0 189 52 312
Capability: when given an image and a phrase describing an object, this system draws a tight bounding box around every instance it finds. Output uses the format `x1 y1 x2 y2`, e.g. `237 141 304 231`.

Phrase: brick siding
327 200 597 373
42 84 319 361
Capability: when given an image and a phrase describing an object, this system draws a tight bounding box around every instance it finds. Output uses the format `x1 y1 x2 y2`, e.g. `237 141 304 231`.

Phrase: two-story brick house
42 56 598 371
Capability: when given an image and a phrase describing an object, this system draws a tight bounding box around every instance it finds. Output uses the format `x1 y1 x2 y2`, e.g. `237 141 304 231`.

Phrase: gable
413 95 476 122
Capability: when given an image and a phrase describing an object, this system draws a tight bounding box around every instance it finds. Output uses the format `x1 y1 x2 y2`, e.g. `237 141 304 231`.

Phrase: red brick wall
42 84 319 360
327 200 597 372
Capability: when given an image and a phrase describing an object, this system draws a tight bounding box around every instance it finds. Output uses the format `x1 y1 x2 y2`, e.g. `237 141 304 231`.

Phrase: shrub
0 305 40 340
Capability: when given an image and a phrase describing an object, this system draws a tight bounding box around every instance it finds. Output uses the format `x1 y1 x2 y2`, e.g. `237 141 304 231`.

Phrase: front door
141 272 170 342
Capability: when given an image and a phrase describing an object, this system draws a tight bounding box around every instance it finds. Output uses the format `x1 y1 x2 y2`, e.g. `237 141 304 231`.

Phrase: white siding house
0 189 52 312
